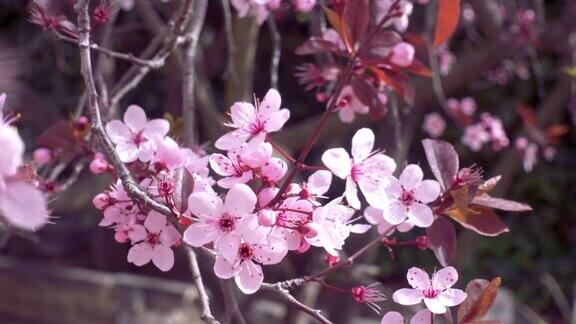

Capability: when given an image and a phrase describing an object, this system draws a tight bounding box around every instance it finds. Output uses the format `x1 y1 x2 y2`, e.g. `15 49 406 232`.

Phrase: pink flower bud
92 193 111 210
286 183 302 195
33 147 53 166
324 253 340 266
390 42 415 67
75 116 89 132
258 186 279 207
316 92 328 103
257 209 277 227
114 230 129 243
90 156 111 174
261 158 288 182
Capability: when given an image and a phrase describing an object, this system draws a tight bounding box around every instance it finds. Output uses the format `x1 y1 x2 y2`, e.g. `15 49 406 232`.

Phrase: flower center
337 95 351 108
422 287 440 298
399 188 416 207
351 164 362 182
237 243 253 261
249 120 266 135
132 131 147 147
146 233 161 245
218 214 236 232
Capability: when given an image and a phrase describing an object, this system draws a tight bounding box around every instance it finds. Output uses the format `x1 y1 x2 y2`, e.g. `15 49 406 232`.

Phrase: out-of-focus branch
109 0 195 109
186 247 220 324
219 280 247 324
74 0 173 218
267 16 281 89
220 0 238 81
182 0 208 146
260 283 332 324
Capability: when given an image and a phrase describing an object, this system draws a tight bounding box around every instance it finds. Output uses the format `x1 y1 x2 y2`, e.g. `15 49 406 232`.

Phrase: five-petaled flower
322 128 396 209
215 89 290 150
392 266 467 314
105 105 169 163
375 164 440 228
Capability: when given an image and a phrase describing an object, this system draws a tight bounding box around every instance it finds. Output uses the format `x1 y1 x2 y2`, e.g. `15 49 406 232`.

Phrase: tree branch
260 283 332 324
74 0 173 218
267 16 281 89
186 247 220 324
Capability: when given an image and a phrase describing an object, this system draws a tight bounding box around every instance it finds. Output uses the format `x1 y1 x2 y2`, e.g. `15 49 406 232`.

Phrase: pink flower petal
231 102 257 128
381 311 404 324
215 233 241 261
183 222 219 247
438 289 467 307
0 180 49 231
415 180 441 204
307 170 332 196
214 255 239 279
407 203 434 228
407 267 431 290
410 309 432 324
393 288 424 305
105 120 131 144
223 183 257 216
127 243 152 266
144 210 167 234
217 171 252 188
321 148 351 179
115 142 139 163
253 237 288 265
258 89 281 117
128 224 147 243
424 297 447 314
146 119 170 138
345 178 361 209
264 109 290 132
384 201 409 225
235 260 264 294
215 131 249 150
209 153 236 176
187 192 222 218
152 244 174 271
351 128 375 163
399 164 424 190
432 266 459 290
123 105 147 132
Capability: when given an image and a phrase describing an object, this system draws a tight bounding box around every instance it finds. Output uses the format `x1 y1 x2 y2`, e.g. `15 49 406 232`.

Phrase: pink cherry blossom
288 170 332 205
381 309 432 324
216 89 290 150
260 157 288 183
209 146 254 189
462 123 489 152
351 282 387 314
392 266 467 314
127 210 181 272
183 183 260 260
378 164 440 228
423 112 446 138
307 198 370 255
231 0 277 25
213 234 287 294
322 128 396 209
105 105 169 163
150 136 185 172
335 85 369 123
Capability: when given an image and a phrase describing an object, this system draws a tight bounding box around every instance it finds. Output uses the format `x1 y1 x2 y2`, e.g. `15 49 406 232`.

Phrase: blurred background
0 0 575 323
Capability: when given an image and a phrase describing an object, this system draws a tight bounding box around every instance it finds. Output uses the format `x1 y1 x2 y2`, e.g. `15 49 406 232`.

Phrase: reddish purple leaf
351 77 387 120
427 217 457 266
36 120 76 150
473 194 533 212
422 139 460 190
358 30 402 63
343 0 369 46
450 205 509 237
295 38 338 55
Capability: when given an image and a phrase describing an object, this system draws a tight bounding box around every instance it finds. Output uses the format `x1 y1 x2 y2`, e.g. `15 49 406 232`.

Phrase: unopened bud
258 209 277 227
33 148 53 166
92 193 111 210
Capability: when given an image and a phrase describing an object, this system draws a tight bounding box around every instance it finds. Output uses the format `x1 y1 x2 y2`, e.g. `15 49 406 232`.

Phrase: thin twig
261 283 333 324
186 247 220 324
267 16 281 89
219 279 247 324
74 0 173 218
541 273 572 323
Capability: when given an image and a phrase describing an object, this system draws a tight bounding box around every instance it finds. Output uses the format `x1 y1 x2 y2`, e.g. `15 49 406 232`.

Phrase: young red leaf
351 77 388 120
422 139 459 190
473 194 533 212
369 66 415 105
448 204 509 237
434 0 461 46
404 58 433 77
358 30 402 63
295 38 339 55
426 217 457 266
36 120 77 151
343 0 370 48
458 277 502 323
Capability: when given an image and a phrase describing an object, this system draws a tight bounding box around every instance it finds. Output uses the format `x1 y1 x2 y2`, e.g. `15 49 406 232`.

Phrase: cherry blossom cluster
0 93 49 231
